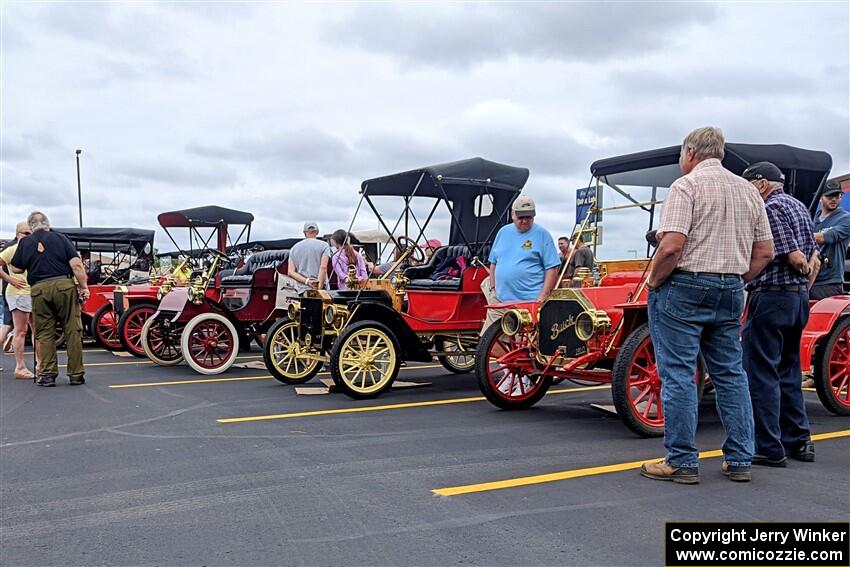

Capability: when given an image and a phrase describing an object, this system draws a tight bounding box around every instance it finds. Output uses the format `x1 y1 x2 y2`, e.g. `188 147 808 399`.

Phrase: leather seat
403 244 490 291
220 250 290 287
406 278 466 290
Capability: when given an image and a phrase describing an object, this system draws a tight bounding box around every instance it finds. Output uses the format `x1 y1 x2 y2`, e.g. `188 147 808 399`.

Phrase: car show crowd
3 126 848 488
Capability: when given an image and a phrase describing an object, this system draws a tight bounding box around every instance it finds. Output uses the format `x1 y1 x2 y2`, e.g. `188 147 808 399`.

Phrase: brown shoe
721 461 752 482
640 460 699 484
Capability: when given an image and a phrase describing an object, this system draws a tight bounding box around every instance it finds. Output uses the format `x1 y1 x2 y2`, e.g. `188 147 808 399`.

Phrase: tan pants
31 277 84 378
480 276 507 335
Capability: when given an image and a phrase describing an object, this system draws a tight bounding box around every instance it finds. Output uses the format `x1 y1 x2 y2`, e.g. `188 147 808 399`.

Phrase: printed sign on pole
576 187 603 224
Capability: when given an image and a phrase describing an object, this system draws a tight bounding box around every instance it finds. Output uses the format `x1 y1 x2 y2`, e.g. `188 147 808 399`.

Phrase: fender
485 301 540 319
800 295 850 373
348 300 433 362
156 287 191 322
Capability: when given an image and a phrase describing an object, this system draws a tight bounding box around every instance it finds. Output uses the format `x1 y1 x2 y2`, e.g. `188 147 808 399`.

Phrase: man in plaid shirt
742 161 819 467
641 127 774 485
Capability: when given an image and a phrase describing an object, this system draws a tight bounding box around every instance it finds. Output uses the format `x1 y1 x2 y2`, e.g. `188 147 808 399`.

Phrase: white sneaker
510 376 533 396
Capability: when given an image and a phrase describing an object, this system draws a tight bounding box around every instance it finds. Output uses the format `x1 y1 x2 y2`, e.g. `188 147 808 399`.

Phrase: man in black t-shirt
10 211 89 386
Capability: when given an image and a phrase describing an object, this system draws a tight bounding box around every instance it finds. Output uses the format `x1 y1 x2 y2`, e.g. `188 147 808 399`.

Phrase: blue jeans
648 272 754 468
742 289 811 459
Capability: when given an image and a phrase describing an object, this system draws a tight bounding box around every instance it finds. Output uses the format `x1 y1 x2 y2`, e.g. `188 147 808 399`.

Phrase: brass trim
501 308 533 337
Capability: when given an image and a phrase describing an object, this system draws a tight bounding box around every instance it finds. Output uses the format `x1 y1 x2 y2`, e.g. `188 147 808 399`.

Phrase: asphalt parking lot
1 346 848 566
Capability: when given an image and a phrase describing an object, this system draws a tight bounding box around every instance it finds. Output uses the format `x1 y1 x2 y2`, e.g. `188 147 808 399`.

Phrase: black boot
35 375 57 387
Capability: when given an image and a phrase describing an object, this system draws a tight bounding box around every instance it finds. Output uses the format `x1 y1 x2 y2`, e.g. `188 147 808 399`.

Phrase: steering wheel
206 248 230 261
397 236 426 263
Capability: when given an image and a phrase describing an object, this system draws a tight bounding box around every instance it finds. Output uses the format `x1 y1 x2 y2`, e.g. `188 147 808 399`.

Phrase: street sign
576 187 602 224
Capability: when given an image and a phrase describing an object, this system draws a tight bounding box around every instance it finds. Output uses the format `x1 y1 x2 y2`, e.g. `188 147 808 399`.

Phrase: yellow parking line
217 385 612 424
432 429 850 496
109 363 445 389
64 354 263 369
110 374 275 388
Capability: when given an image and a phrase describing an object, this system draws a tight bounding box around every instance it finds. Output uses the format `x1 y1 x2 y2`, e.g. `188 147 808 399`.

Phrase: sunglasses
18 231 32 236
825 194 842 200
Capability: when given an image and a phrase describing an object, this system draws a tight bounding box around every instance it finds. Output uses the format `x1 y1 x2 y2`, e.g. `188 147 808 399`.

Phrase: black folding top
157 206 254 228
590 143 832 210
229 238 301 252
361 157 529 198
53 227 155 254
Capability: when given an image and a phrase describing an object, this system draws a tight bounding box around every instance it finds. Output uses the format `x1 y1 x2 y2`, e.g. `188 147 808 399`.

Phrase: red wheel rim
148 319 183 361
96 309 121 348
187 320 234 370
826 327 850 409
625 338 664 428
485 330 543 402
124 307 156 355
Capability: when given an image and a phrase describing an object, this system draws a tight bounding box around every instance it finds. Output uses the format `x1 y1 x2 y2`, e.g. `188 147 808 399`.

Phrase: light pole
75 149 83 227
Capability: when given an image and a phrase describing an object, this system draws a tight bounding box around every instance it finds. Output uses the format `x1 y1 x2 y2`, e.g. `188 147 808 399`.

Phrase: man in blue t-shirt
483 195 560 330
811 181 850 300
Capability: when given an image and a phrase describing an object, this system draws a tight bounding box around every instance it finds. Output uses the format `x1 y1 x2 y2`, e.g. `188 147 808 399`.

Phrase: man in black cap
810 180 850 300
741 161 818 466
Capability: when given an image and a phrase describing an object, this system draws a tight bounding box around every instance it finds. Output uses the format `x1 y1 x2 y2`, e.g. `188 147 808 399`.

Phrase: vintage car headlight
574 310 611 342
324 305 336 325
287 301 300 321
501 309 533 337
187 287 197 303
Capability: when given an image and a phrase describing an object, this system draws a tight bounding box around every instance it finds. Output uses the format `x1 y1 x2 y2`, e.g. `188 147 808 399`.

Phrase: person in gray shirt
811 182 850 300
288 222 331 293
566 235 594 277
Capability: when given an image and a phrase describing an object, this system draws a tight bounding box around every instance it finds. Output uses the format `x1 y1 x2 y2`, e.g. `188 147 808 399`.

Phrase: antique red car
263 157 529 399
53 227 155 351
476 143 847 438
143 246 298 374
110 206 254 358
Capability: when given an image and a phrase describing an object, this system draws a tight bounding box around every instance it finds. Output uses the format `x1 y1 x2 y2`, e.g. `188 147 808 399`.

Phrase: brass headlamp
287 301 301 321
501 308 533 337
574 309 611 341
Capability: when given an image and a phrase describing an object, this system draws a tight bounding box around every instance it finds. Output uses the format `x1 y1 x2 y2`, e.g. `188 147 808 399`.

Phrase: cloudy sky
2 1 848 257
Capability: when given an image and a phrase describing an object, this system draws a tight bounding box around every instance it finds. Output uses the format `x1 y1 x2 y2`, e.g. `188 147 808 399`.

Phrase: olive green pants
31 277 85 378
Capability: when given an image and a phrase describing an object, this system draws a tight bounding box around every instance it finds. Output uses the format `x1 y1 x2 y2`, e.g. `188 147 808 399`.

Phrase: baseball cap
512 195 536 217
421 238 442 251
303 221 319 232
742 162 784 183
823 180 843 197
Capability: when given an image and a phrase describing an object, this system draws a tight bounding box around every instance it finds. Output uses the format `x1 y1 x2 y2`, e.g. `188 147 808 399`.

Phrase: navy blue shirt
10 231 78 286
748 191 816 290
813 208 850 285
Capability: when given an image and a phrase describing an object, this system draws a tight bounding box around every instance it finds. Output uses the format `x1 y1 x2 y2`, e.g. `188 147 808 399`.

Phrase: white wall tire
181 313 240 375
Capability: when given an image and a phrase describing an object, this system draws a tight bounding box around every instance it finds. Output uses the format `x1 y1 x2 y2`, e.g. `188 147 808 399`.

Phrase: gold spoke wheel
264 319 321 384
331 322 399 399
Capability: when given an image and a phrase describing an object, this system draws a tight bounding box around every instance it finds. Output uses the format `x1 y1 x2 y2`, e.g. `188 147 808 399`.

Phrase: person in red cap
420 239 442 263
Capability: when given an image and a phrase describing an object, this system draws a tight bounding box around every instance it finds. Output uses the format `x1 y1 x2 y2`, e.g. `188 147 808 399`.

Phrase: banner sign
576 187 602 224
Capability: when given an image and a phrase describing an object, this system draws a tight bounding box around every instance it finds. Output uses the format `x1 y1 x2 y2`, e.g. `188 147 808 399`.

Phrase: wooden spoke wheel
263 319 321 384
475 323 551 410
437 336 476 374
330 321 400 399
92 304 122 351
612 323 706 438
814 316 850 415
118 303 158 358
141 313 185 366
181 313 240 375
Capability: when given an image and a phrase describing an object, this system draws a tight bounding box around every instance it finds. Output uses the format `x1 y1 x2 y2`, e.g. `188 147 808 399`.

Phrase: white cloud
1 1 847 259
